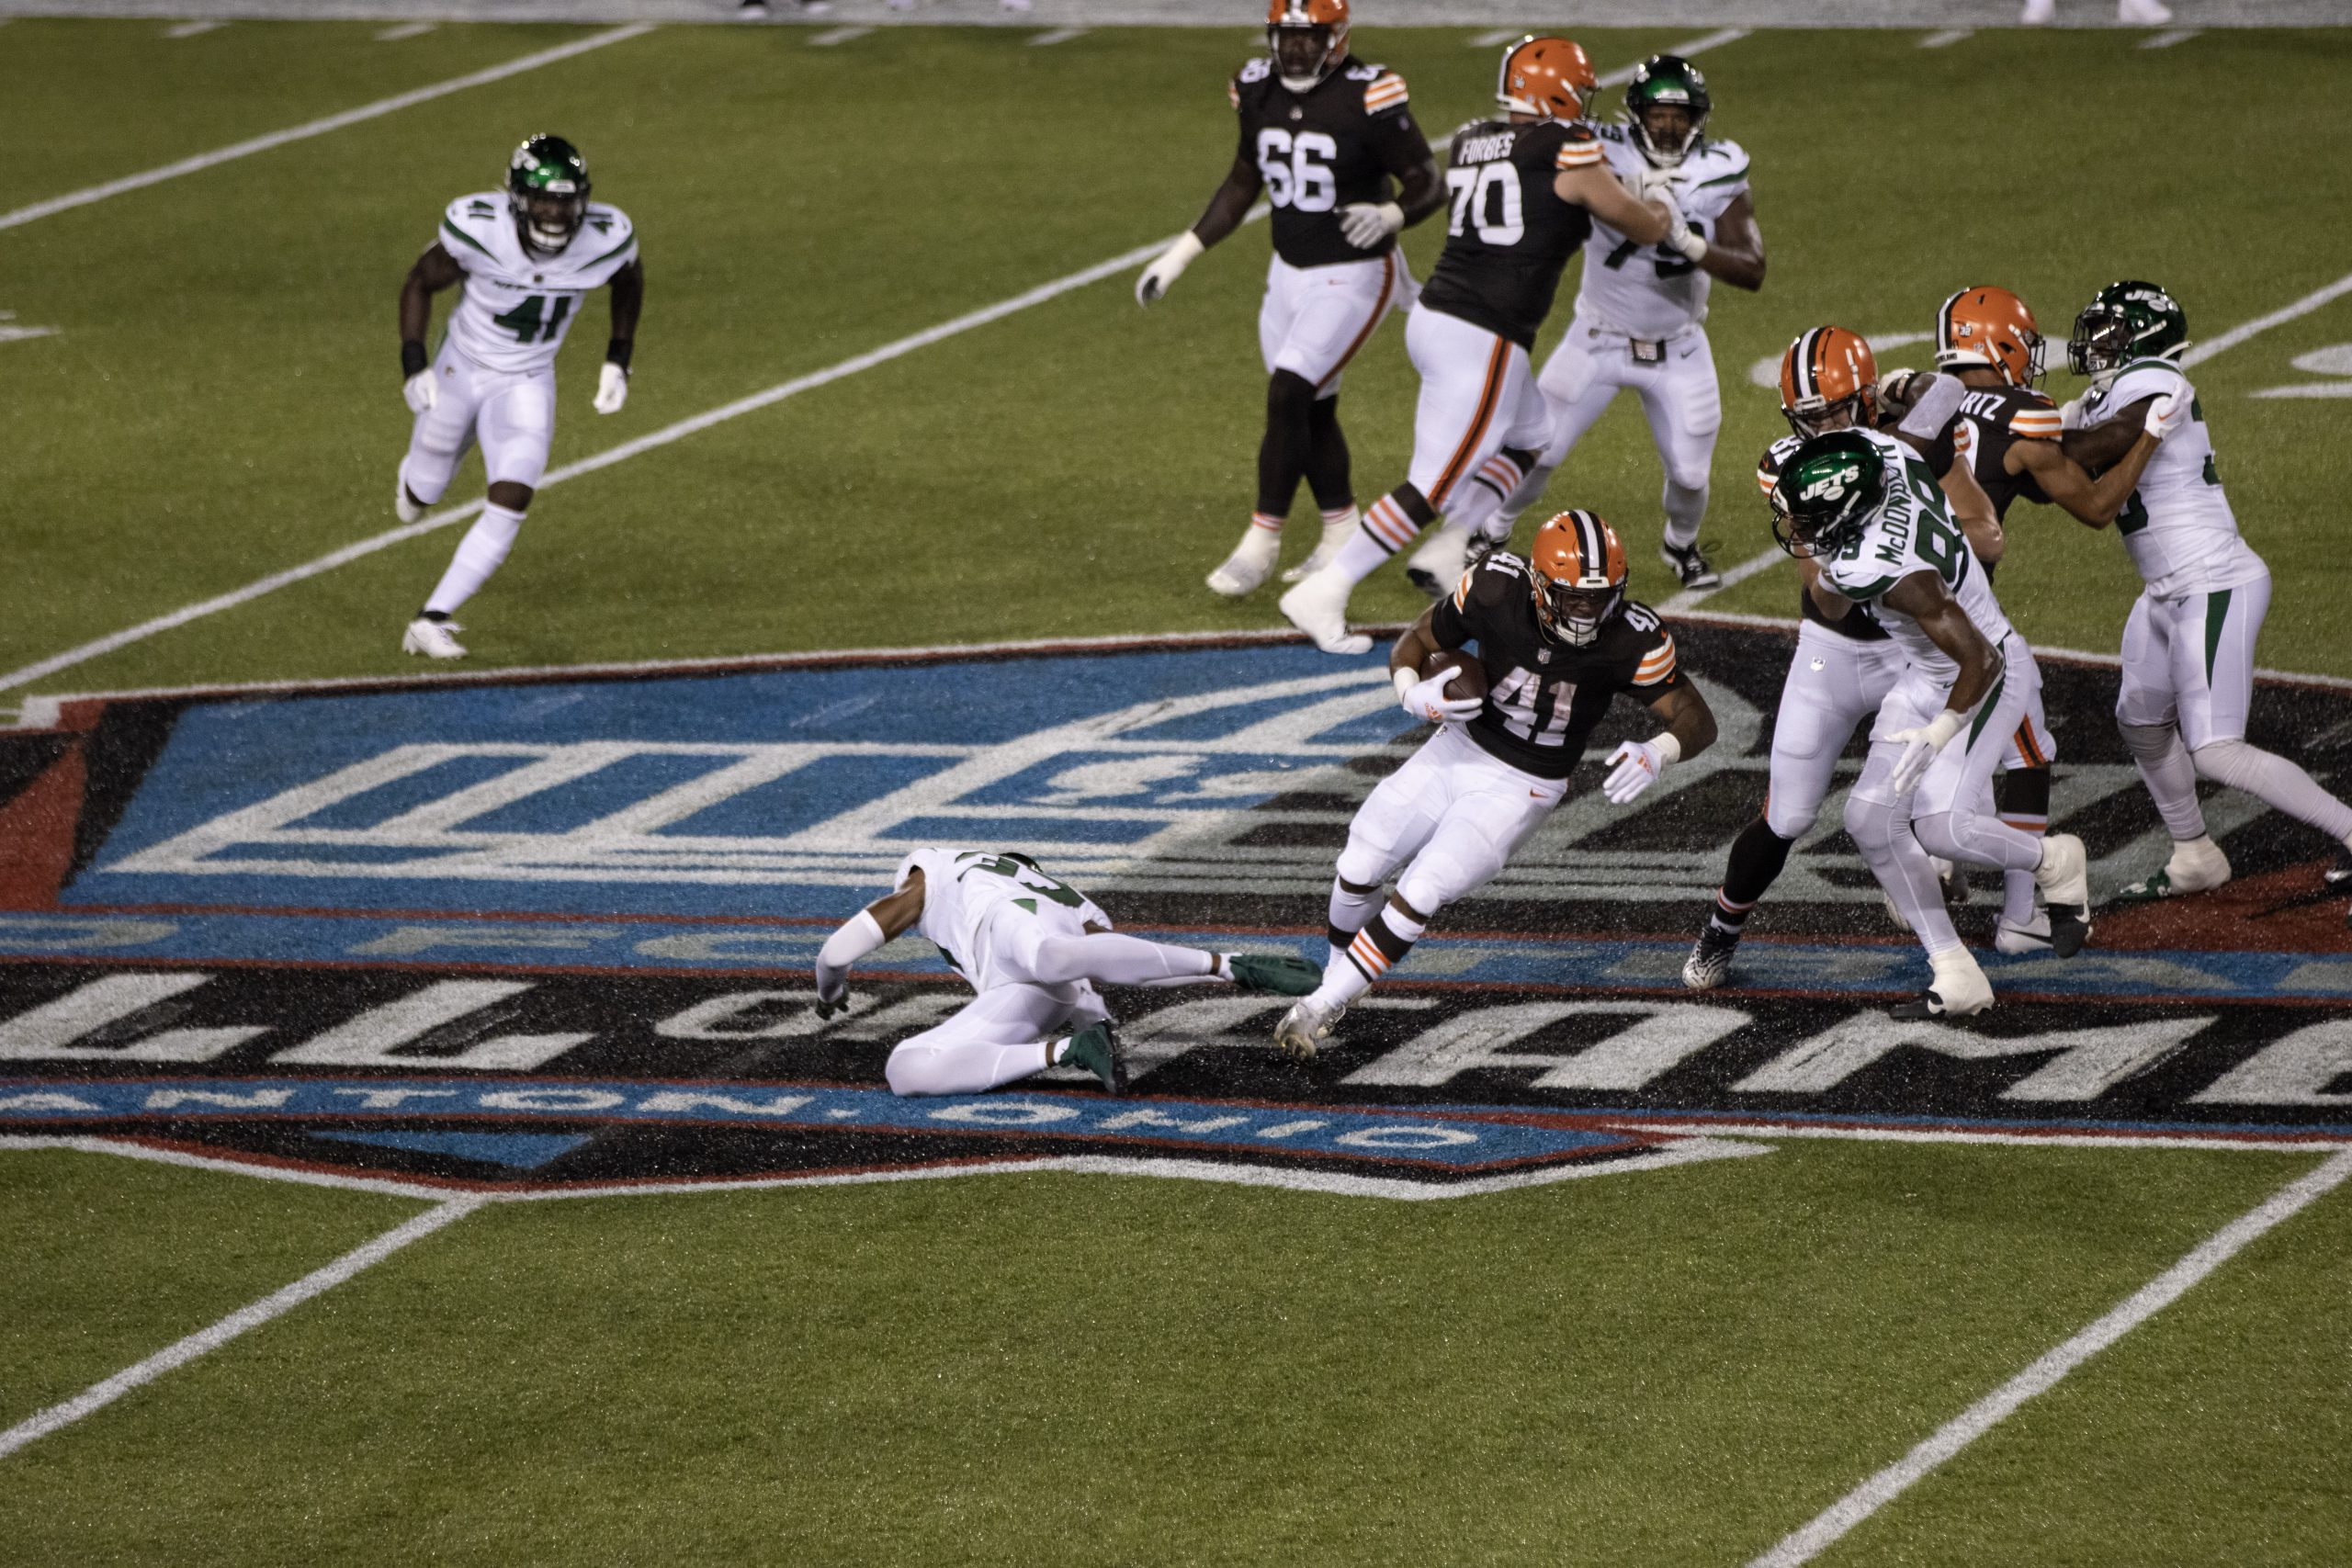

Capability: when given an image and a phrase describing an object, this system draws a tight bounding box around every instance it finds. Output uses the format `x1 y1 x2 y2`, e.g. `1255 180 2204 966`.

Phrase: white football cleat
1403 523 1471 599
401 616 467 660
1282 510 1354 582
1994 911 2053 955
1272 995 1342 1060
2032 831 2092 957
1278 571 1372 657
1892 948 1994 1020
2116 835 2232 903
1206 526 1282 598
394 476 424 525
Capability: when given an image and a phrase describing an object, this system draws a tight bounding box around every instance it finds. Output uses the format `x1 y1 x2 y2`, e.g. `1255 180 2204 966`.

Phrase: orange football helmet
1267 0 1349 91
1497 36 1598 123
1779 325 1881 438
1936 286 2044 387
1529 510 1627 646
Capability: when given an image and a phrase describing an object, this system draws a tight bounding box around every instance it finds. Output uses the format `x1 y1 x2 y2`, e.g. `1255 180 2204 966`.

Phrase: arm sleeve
1897 373 1966 479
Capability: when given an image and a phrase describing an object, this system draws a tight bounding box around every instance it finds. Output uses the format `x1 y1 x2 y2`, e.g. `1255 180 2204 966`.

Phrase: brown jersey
1429 553 1680 779
1230 55 1430 271
1951 382 2062 521
1416 118 1602 350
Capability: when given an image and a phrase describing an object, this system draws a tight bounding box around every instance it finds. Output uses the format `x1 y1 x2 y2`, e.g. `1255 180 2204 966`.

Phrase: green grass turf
5 25 2351 703
0 1148 426 1430
0 1144 2338 1563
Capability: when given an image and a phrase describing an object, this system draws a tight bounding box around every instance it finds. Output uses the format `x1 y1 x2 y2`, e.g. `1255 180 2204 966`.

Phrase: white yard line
1917 27 1972 47
0 1195 482 1461
0 24 652 233
164 18 223 36
373 18 435 39
1468 28 1521 46
808 24 869 44
0 30 1750 699
1672 265 2352 612
1027 26 1084 44
2139 27 2199 48
1747 1148 2352 1568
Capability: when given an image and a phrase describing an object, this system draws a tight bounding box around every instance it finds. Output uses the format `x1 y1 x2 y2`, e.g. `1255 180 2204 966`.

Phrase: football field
4 17 2352 1564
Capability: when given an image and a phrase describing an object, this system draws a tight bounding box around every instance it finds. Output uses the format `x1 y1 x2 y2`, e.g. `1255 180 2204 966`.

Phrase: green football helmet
1771 431 1884 559
507 133 591 254
1623 54 1711 167
2067 279 2188 377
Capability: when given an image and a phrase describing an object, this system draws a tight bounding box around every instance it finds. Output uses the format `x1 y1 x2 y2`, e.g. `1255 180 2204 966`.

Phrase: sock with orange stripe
1449 446 1537 541
1998 766 2051 926
1328 485 1436 588
1709 817 1793 937
1311 904 1425 1010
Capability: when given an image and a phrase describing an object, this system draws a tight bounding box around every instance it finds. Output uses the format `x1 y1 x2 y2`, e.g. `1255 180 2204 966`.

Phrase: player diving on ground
394 134 643 660
1274 511 1716 1056
814 849 1322 1096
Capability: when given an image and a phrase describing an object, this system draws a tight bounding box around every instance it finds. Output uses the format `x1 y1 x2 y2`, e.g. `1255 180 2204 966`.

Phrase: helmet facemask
1623 55 1712 168
507 136 592 255
2067 302 2137 378
1770 437 1885 561
1269 20 1342 91
517 186 586 254
1536 579 1623 647
1781 388 1875 441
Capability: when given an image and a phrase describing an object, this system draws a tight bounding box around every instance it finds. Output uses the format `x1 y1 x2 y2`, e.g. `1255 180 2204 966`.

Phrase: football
1419 648 1488 705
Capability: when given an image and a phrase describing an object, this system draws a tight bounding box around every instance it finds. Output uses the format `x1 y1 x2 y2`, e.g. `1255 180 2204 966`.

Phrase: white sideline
0 1195 482 1461
1668 261 2352 614
0 30 1749 700
0 25 653 233
1747 1148 2352 1568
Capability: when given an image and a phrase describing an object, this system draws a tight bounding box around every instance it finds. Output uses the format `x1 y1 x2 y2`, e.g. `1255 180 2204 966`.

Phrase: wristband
1651 731 1683 767
1392 667 1420 702
605 338 633 372
401 341 428 378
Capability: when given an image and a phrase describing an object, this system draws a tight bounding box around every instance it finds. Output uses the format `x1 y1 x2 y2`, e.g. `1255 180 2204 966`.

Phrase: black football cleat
1660 541 1720 590
1060 1022 1127 1095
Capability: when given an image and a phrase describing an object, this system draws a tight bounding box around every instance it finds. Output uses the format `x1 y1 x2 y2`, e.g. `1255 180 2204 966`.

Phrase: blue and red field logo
2 625 2346 1197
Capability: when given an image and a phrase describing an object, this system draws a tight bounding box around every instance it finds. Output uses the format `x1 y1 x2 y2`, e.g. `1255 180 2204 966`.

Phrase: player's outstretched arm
1694 191 1766 291
813 872 925 1018
1556 164 1670 246
2047 394 2176 528
1137 151 1261 306
594 257 644 414
398 243 463 410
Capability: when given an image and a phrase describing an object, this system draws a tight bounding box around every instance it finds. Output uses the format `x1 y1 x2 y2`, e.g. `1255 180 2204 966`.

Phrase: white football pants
1260 250 1414 398
1398 304 1549 517
1531 313 1723 491
1335 723 1566 918
400 339 556 503
1765 621 1907 840
2115 569 2268 750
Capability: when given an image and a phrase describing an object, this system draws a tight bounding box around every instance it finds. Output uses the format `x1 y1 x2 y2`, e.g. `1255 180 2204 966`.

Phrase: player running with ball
814 848 1320 1096
1274 511 1716 1057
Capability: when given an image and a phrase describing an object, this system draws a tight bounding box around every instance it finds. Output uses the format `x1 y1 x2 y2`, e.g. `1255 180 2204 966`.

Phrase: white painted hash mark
0 29 1753 700
1028 27 1086 46
164 19 224 38
1918 28 1973 47
1747 1148 2352 1567
0 1195 482 1461
2140 28 2199 49
375 21 439 41
0 26 652 233
808 25 871 45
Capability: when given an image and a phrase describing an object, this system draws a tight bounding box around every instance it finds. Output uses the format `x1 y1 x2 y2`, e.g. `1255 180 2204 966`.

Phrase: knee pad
1335 838 1393 892
1844 791 1900 857
1764 798 1818 841
1393 855 1464 921
1663 477 1711 511
1910 809 1965 866
2118 720 2181 764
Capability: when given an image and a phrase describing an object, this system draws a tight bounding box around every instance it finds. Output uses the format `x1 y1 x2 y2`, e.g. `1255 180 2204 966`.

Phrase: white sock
424 503 525 616
2119 721 2209 841
1329 495 1422 588
2194 739 2352 842
1662 479 1708 551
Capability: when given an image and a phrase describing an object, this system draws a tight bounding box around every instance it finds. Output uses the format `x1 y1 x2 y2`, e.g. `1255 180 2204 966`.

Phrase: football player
1769 429 2121 1018
1136 0 1442 599
1274 35 1680 657
1684 326 2047 989
1460 53 1766 593
2060 281 2352 912
1273 511 1717 1057
814 848 1323 1096
1894 285 2167 951
394 135 642 660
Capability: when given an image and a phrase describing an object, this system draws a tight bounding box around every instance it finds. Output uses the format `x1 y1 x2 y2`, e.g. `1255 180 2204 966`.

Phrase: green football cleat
1227 953 1324 996
1059 1022 1127 1095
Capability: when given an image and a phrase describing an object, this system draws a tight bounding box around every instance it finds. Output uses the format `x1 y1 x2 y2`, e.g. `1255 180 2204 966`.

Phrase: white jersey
2077 357 2264 597
1815 429 2015 682
433 192 638 375
1573 128 1749 341
894 848 1109 984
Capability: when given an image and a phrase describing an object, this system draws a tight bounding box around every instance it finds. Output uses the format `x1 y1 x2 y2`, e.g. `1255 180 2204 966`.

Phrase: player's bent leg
1214 371 1321 598
883 985 1081 1096
1024 931 1218 988
2192 739 2352 846
1640 335 1723 578
1286 395 1361 582
1278 482 1435 657
1846 747 1990 1016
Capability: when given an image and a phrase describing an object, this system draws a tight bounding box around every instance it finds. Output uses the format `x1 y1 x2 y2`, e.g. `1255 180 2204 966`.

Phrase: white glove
1661 208 1707 262
2057 395 2086 432
2144 390 2191 441
1339 201 1405 249
1602 734 1680 805
1395 667 1482 726
1875 367 1918 414
1632 164 1679 203
1887 708 1965 795
594 361 628 415
402 369 437 414
1136 231 1205 306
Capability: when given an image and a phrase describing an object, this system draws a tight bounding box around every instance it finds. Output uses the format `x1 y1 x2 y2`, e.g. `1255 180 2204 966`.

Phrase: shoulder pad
1363 68 1408 114
1555 122 1604 170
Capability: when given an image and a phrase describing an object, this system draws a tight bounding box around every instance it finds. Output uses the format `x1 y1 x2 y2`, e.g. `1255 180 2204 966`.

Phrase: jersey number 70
1445 163 1524 245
